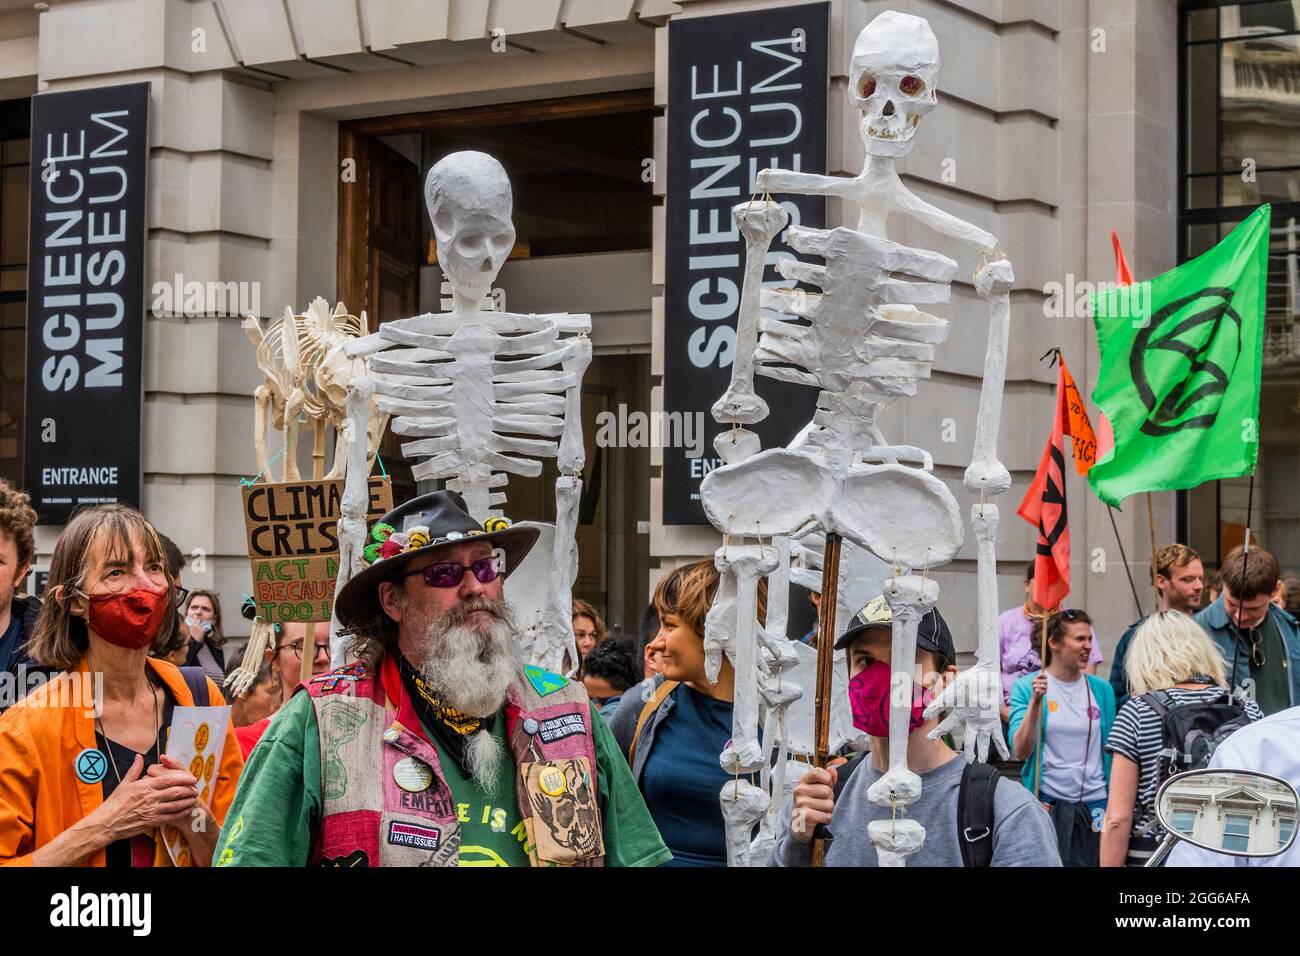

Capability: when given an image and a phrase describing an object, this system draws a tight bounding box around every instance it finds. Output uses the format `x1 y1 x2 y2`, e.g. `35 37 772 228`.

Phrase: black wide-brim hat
334 489 540 629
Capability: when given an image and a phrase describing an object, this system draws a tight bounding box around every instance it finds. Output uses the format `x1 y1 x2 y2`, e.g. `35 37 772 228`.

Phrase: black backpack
1140 689 1254 784
824 752 1001 866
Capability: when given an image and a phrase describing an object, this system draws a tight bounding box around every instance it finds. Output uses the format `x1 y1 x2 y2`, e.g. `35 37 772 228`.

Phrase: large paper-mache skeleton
701 10 1014 866
334 151 592 673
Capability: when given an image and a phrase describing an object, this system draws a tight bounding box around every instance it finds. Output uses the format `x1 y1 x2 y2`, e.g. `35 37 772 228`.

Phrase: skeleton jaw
860 112 921 157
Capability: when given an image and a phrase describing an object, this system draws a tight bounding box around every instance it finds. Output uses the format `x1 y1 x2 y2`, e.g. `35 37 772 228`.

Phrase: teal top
1008 672 1116 796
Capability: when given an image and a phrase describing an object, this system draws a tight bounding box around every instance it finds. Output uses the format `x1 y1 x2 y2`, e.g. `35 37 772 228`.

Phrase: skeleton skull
849 11 940 158
425 151 516 304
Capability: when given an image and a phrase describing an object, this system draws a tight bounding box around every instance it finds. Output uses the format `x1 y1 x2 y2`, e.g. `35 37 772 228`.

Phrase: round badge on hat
75 748 108 784
393 756 434 792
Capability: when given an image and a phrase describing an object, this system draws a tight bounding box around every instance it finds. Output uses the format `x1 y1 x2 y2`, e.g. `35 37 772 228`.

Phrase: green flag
1088 204 1270 508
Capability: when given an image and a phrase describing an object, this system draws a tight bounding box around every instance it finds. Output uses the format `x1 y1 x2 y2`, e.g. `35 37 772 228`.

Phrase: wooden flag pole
1032 611 1048 800
1146 492 1161 611
811 531 843 868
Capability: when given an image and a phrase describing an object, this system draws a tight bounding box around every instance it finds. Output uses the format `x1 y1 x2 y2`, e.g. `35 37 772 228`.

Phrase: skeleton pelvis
700 451 963 571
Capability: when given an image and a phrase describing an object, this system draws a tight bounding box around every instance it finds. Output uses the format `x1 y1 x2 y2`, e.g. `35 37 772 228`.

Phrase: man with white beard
215 491 669 867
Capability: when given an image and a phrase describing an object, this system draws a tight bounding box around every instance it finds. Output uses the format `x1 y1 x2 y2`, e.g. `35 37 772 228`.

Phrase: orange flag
1019 361 1071 610
1059 354 1098 475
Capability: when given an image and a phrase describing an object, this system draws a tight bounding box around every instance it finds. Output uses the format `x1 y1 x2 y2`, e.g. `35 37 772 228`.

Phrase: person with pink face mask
771 596 1060 867
0 505 243 867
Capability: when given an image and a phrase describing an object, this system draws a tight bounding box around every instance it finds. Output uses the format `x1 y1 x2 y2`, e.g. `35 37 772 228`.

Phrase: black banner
23 83 149 524
662 3 828 525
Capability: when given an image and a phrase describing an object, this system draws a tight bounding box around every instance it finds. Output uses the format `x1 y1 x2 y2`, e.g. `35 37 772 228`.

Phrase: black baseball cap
834 595 957 669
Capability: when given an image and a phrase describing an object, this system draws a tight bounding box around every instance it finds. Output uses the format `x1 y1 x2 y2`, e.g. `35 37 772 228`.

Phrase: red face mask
87 587 170 650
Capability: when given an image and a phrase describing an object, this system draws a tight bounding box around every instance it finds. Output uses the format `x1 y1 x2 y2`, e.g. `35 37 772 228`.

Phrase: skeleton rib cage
345 309 593 519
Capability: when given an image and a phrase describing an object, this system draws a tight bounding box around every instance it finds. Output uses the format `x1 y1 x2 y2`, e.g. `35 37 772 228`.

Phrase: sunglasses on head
400 554 503 589
1057 609 1086 622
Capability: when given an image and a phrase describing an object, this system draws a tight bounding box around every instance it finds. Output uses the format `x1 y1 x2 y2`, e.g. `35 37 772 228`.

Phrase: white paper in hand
161 705 231 866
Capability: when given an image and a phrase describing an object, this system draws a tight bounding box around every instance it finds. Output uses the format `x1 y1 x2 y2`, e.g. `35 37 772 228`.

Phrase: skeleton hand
922 660 1010 763
974 258 1014 298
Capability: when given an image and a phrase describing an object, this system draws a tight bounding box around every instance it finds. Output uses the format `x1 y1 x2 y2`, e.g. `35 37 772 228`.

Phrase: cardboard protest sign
161 704 231 867
243 476 392 623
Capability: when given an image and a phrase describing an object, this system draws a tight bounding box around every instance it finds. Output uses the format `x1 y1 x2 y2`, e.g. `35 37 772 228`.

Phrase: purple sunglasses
400 553 503 589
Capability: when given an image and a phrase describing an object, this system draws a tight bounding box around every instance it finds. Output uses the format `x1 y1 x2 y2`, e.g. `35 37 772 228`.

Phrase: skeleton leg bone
866 574 939 867
720 779 769 868
716 542 778 776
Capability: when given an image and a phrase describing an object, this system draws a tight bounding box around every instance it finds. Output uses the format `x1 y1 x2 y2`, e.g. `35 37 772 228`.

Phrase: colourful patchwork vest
301 655 604 867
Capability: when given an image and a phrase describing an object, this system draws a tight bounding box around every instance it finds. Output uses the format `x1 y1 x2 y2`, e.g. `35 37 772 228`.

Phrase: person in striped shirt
1100 611 1263 867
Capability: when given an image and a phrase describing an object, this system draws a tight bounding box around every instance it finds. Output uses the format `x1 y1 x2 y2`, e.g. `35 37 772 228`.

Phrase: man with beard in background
215 491 669 867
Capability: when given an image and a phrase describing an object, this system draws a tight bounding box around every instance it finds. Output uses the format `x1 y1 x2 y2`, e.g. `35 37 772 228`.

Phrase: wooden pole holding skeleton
811 532 843 867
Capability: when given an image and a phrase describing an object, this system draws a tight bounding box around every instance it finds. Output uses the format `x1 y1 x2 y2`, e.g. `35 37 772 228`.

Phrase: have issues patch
388 820 442 852
537 713 586 744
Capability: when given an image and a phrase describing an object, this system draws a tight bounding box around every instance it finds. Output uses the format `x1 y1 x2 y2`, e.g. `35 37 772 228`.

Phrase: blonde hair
1125 610 1227 695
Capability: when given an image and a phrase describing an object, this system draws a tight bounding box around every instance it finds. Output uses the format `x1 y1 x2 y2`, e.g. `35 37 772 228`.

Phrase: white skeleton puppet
752 11 1016 767
339 151 592 673
703 17 1027 866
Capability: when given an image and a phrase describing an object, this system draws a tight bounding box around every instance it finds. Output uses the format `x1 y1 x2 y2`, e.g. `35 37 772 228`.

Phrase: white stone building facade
1 0 1296 664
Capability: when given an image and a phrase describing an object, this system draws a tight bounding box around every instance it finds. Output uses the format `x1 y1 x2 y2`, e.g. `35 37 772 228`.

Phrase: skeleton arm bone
330 377 375 667
557 335 592 475
756 167 863 199
890 184 998 253
962 284 1013 495
923 503 1010 763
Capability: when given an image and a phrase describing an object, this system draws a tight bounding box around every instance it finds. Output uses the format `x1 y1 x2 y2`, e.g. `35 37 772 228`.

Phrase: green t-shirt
215 683 670 868
1250 615 1291 716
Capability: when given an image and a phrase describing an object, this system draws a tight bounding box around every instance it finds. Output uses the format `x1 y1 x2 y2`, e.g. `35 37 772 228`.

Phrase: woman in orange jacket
0 504 243 866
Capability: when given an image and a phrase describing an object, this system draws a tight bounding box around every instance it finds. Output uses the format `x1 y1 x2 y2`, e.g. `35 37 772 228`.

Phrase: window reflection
1222 813 1252 852
1180 3 1300 593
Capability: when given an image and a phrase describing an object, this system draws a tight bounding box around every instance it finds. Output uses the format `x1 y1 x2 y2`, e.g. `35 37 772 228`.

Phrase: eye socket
900 75 926 96
858 75 877 99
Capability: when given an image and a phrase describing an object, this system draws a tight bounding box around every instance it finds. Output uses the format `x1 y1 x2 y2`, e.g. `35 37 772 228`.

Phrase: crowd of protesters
0 474 1297 868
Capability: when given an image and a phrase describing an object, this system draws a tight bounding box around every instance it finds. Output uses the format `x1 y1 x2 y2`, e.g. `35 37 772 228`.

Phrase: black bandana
394 651 496 778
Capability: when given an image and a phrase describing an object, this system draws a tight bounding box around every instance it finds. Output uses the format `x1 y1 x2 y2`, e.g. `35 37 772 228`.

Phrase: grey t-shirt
771 752 1062 867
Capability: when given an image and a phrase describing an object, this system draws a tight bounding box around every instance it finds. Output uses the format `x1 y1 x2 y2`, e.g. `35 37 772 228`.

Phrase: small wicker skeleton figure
231 298 386 695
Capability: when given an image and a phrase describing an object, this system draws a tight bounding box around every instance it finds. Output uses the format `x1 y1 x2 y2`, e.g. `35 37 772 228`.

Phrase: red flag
1018 362 1071 610
1093 230 1135 464
1111 229 1134 286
